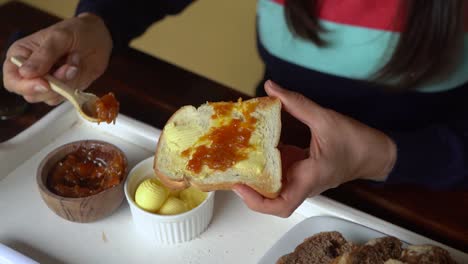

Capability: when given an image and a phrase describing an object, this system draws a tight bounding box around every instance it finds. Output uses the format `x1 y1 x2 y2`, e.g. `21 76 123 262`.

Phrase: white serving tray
0 103 466 264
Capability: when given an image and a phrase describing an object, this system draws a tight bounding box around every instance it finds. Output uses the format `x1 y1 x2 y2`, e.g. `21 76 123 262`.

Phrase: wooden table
1 1 467 253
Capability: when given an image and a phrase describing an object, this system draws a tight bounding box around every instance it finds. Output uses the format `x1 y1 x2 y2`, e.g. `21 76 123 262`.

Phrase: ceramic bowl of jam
37 140 128 223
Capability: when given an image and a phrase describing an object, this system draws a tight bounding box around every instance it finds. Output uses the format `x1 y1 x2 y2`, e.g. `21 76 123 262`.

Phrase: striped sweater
77 0 468 189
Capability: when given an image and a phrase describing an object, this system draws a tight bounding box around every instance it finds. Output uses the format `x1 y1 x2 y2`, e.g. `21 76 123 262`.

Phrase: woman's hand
233 80 397 217
2 13 112 105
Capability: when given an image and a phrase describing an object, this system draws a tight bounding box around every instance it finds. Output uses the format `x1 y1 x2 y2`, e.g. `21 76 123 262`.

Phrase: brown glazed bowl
37 140 128 223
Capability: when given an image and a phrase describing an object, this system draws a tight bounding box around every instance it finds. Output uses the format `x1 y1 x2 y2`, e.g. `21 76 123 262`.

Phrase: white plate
258 216 410 264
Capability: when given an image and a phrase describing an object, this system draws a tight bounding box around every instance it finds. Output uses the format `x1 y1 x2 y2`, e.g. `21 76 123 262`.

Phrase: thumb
19 34 72 78
278 144 308 174
264 80 323 128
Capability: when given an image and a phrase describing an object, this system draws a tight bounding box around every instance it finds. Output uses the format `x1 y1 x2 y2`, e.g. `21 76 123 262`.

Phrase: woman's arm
385 120 468 189
76 0 195 51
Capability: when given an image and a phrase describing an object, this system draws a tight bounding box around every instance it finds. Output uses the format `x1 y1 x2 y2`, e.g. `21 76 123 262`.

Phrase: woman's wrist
342 114 398 183
358 133 397 182
375 136 397 181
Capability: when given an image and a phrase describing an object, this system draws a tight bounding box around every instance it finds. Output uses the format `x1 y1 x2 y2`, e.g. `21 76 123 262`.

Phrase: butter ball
168 188 182 197
135 179 169 212
158 197 188 215
180 187 207 209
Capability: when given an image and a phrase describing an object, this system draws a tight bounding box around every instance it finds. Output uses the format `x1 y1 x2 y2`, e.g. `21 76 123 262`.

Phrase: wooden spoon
10 56 100 122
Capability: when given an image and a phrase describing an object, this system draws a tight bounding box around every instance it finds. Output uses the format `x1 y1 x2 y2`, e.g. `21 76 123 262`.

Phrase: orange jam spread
47 145 125 198
182 99 259 173
95 92 119 124
211 102 234 119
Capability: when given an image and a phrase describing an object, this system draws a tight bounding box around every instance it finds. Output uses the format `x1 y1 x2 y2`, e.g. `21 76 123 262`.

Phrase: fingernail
70 53 80 65
233 189 244 200
267 80 281 92
34 85 48 93
65 66 78 80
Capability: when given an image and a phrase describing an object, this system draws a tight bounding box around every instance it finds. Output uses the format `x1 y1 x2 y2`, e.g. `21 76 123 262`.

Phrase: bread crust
153 97 282 199
155 168 280 199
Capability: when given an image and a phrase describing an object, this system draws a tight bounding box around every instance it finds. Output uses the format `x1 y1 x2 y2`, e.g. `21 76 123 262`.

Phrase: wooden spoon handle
9 56 80 105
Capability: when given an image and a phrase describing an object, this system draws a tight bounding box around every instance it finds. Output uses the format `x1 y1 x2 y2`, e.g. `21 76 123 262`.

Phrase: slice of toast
398 245 457 264
276 231 355 264
332 236 403 264
154 97 282 198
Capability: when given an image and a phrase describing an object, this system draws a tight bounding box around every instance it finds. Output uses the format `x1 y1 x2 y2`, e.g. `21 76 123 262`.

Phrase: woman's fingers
278 144 308 174
23 90 62 103
3 48 79 105
53 52 80 81
53 63 79 81
3 45 33 92
264 80 324 129
3 73 50 98
233 159 316 218
18 29 73 79
44 96 64 106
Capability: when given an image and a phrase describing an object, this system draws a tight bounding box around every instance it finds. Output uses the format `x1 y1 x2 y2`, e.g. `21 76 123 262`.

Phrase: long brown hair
284 0 465 90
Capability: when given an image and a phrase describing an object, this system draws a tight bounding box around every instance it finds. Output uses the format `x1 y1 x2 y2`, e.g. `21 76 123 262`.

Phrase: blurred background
0 0 263 96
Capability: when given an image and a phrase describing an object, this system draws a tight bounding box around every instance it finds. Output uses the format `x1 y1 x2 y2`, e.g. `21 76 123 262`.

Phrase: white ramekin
124 156 215 244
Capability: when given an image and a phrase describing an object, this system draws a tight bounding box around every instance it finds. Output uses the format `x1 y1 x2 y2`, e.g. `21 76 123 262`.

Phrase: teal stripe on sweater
257 0 468 92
